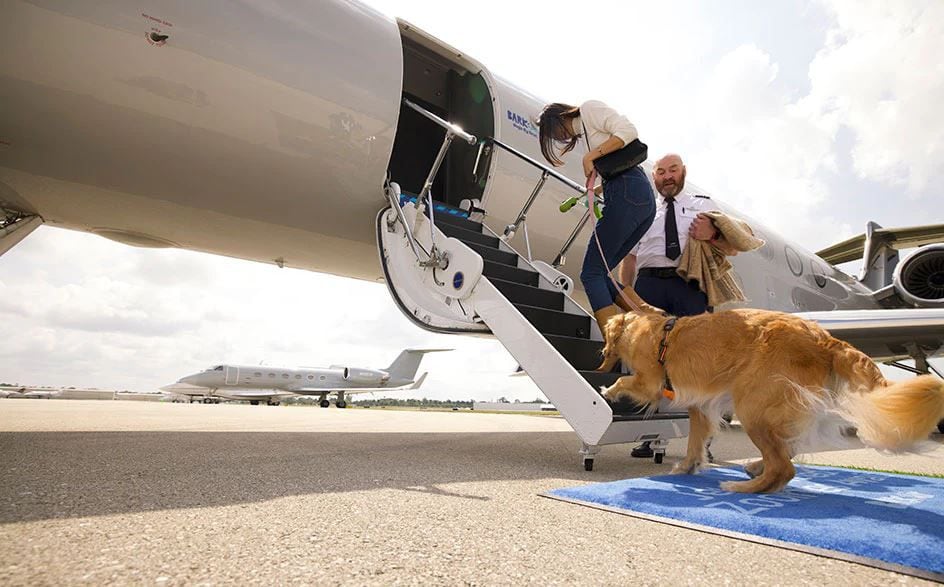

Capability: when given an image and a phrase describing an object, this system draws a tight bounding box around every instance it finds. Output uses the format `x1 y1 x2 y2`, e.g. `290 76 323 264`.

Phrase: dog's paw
719 480 760 493
672 460 702 475
600 385 618 401
743 460 765 479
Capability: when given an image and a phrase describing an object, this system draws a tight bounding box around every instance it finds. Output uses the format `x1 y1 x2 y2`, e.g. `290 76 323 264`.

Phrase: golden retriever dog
599 309 944 493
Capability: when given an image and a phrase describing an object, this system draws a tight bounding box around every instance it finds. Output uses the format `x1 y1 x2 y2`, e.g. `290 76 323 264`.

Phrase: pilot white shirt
631 189 714 270
572 100 639 152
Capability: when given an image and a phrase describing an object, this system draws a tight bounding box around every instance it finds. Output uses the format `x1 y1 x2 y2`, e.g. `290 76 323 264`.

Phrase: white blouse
573 100 639 151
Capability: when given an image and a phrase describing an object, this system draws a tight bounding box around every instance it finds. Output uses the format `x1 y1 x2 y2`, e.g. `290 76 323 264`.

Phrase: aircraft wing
815 223 944 265
798 308 944 362
218 390 295 399
291 372 428 396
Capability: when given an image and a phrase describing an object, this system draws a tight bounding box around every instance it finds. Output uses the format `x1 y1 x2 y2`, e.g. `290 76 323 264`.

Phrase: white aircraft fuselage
179 364 403 392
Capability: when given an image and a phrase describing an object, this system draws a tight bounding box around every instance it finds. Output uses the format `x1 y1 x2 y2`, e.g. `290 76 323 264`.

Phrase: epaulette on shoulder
694 194 711 199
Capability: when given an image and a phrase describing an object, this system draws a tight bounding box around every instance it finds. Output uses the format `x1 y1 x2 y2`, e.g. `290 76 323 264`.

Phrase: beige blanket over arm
676 211 765 307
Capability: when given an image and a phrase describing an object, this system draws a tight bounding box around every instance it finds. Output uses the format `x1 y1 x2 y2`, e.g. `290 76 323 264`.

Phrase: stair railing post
417 132 455 269
503 170 549 244
400 99 476 271
552 208 592 268
383 182 427 265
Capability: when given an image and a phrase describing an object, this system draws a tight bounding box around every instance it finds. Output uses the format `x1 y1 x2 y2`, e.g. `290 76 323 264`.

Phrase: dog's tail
831 343 944 450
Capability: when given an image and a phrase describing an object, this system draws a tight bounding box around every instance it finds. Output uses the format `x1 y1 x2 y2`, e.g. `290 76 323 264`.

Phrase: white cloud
809 0 944 194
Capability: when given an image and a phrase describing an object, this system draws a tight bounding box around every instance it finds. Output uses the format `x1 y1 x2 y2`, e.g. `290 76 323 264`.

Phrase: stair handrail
486 137 585 193
403 99 477 145
401 99 477 269
486 137 590 266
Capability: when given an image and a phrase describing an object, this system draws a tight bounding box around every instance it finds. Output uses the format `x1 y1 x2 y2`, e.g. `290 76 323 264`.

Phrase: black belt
638 267 679 279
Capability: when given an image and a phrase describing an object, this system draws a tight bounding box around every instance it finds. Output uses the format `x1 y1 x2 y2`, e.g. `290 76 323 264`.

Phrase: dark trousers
580 166 656 311
635 274 709 317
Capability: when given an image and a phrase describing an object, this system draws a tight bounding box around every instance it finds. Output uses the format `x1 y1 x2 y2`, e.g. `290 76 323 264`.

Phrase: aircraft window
307 375 314 380
784 246 804 276
268 373 275 378
212 366 224 371
752 230 774 261
254 372 262 377
320 375 326 381
282 374 289 379
811 262 828 288
295 374 302 379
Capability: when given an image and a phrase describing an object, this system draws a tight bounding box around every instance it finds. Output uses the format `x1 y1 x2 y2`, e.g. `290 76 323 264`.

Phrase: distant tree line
352 398 474 408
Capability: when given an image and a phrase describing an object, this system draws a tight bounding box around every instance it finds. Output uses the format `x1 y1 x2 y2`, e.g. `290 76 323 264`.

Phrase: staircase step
399 193 478 229
577 370 690 420
545 335 603 368
483 261 538 286
439 222 499 249
491 279 564 311
516 304 591 339
465 241 518 267
430 211 483 233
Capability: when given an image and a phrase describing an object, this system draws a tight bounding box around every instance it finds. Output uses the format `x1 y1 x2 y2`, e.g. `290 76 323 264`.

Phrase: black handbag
582 121 648 180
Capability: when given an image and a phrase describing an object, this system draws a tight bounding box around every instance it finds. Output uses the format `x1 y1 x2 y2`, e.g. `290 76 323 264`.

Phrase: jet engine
341 367 389 385
893 244 944 308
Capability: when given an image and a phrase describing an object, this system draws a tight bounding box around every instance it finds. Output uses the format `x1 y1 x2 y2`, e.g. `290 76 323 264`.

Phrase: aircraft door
225 366 239 386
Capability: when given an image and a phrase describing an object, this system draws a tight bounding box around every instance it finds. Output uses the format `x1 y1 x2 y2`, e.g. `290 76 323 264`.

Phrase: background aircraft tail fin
385 349 451 382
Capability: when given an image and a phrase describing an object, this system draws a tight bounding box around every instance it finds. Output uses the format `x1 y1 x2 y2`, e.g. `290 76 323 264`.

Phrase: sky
1 0 942 399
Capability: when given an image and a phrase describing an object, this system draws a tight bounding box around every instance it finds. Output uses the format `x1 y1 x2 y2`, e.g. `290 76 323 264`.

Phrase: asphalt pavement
1 399 941 585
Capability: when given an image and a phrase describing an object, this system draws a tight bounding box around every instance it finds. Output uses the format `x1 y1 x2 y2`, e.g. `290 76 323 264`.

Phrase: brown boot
614 286 663 315
593 304 622 334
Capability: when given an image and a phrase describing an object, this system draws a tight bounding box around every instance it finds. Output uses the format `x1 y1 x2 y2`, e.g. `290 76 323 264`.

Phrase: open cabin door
388 20 496 210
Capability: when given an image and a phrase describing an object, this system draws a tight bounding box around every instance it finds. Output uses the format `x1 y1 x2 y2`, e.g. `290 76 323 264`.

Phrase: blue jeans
580 166 656 311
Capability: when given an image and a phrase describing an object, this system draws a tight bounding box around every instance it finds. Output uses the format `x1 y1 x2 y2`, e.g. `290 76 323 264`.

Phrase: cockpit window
209 365 224 371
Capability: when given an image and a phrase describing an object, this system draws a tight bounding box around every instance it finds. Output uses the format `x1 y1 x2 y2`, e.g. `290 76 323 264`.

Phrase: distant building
472 401 556 412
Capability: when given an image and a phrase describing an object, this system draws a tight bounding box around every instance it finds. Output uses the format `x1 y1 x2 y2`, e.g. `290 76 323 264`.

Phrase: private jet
167 348 444 408
1 1 941 467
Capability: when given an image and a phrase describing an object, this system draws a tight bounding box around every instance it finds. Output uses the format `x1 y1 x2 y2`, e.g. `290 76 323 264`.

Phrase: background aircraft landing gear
319 399 330 408
250 400 259 405
336 400 347 409
267 400 280 406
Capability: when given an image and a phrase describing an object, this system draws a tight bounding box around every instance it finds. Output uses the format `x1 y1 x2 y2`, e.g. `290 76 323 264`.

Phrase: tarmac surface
1 399 942 585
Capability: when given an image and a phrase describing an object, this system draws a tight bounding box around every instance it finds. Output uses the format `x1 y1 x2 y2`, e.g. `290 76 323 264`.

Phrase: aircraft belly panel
0 1 402 278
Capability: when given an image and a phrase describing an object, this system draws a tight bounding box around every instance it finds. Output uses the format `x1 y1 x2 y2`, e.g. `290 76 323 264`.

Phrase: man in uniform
619 153 730 458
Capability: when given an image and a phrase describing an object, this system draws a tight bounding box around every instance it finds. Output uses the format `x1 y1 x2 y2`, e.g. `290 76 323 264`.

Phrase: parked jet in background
170 348 446 408
0 385 62 399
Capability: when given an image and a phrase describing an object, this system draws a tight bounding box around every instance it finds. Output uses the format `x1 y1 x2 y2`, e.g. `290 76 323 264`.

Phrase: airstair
377 100 689 470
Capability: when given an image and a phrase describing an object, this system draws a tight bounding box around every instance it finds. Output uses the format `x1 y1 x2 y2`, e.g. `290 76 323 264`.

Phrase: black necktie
664 197 681 260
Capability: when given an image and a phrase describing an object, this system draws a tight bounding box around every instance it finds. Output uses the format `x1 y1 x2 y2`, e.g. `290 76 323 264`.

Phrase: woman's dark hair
537 103 581 166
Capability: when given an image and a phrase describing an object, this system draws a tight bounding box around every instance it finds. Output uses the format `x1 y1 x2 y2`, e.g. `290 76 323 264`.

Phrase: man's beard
659 171 686 197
